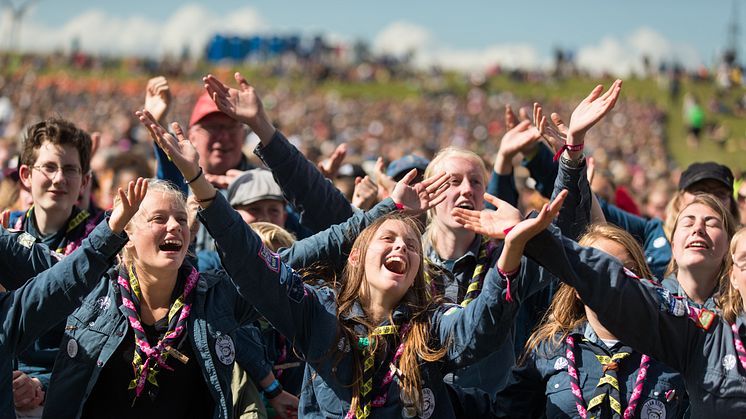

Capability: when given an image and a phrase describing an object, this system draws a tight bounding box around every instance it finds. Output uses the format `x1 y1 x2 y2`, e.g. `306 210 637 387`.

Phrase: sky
0 0 741 76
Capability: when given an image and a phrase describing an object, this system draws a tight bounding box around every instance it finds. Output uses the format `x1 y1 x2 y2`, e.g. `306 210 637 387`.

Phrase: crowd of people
0 52 745 419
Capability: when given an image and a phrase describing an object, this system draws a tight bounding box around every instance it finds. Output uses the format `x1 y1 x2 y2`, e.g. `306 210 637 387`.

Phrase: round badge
67 338 78 358
640 398 666 419
554 357 568 370
653 237 667 249
420 387 435 419
723 354 737 371
215 335 235 365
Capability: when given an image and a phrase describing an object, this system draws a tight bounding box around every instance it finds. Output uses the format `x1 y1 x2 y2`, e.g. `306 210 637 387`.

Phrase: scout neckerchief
730 323 746 371
345 320 412 419
117 264 199 401
565 335 649 419
15 205 101 255
424 235 495 307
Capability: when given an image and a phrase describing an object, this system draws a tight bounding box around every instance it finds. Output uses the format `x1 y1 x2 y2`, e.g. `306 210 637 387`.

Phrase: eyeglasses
32 163 83 178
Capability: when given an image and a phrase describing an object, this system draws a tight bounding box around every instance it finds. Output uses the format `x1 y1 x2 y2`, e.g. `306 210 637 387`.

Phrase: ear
80 172 92 189
19 165 32 189
349 248 360 267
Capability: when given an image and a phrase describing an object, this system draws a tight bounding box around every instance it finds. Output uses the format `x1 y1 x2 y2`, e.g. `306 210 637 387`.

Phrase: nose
392 237 407 251
690 218 707 236
166 216 182 232
457 178 474 197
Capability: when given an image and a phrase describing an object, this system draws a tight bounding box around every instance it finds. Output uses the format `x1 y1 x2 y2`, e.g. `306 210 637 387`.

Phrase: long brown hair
721 228 746 323
665 193 736 298
335 213 447 415
523 223 654 359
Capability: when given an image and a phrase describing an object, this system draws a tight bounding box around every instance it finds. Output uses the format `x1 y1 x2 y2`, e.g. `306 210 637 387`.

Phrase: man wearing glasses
6 118 97 418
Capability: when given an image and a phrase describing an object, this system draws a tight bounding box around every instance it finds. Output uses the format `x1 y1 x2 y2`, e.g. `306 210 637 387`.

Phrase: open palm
391 170 451 215
136 110 200 180
568 79 622 138
451 193 523 239
203 72 264 126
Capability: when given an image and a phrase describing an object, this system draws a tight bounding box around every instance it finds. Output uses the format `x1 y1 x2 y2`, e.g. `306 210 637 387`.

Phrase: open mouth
685 241 709 250
159 239 183 252
384 256 407 275
455 202 474 210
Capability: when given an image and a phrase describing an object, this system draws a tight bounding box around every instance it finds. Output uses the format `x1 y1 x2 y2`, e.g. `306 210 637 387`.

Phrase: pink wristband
394 202 405 211
552 143 584 162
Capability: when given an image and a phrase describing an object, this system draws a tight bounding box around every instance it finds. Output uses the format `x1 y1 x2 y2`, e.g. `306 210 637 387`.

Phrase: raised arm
2 179 145 353
520 222 700 373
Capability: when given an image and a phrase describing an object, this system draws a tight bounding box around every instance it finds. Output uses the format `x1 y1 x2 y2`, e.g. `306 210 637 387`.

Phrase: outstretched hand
203 72 275 140
109 178 148 234
451 193 523 239
504 189 567 246
144 76 171 123
568 79 622 141
390 169 450 215
318 143 347 179
136 110 201 181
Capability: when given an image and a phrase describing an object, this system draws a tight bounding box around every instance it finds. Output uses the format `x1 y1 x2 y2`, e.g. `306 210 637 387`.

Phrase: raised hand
136 110 200 181
144 76 171 123
204 169 246 190
567 79 622 141
109 178 148 234
391 170 450 215
451 193 523 239
494 118 544 174
374 157 397 199
318 143 347 179
503 189 567 246
352 175 378 210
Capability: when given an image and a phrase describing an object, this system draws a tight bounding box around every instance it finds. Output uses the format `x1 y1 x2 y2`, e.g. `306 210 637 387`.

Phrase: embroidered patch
18 232 35 249
554 357 568 370
696 309 716 331
283 264 306 303
337 337 351 353
96 296 111 311
215 335 236 365
420 387 435 419
653 237 667 249
640 398 665 419
257 244 280 273
67 339 78 358
723 354 737 371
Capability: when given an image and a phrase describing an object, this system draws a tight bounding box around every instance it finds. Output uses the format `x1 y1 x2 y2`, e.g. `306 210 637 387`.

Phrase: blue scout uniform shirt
523 223 746 417
42 263 258 419
6 206 105 392
0 219 127 419
198 192 532 418
494 323 688 418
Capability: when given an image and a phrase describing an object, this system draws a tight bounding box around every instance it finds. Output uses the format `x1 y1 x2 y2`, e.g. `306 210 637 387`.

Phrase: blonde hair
523 223 653 359
665 193 736 297
422 147 487 251
250 222 296 252
117 179 191 265
335 213 447 415
721 227 746 323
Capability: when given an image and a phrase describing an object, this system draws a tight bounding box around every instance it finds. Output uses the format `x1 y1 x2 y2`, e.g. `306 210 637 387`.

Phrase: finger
399 168 418 185
545 189 568 217
585 84 604 103
450 209 483 225
539 115 546 135
483 192 505 209
171 122 188 142
203 74 230 95
504 105 517 130
428 190 449 208
518 106 529 121
424 172 450 193
533 103 541 125
234 72 251 90
374 157 385 175
512 119 531 133
354 176 362 185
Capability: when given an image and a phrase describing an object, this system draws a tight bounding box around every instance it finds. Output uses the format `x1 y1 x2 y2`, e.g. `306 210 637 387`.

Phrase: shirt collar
426 234 482 270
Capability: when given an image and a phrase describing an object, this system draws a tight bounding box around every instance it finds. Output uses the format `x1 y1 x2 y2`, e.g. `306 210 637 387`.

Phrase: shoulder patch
282 264 307 303
258 244 280 273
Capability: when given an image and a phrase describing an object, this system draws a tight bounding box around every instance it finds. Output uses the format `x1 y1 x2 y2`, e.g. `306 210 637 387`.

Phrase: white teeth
687 242 707 249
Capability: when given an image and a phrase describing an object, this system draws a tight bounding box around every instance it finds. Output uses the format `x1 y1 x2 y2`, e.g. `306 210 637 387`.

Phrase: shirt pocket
700 367 746 403
635 379 685 418
545 370 588 417
62 303 118 362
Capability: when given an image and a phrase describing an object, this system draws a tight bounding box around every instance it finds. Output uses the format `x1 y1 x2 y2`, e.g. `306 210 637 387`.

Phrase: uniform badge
67 338 78 358
258 244 280 273
653 237 667 249
696 309 716 330
723 354 737 371
640 398 666 419
554 357 568 370
215 334 235 365
420 387 435 419
96 296 111 311
18 232 36 249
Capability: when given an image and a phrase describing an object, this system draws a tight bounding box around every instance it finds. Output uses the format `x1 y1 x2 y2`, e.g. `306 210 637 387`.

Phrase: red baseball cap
189 92 224 127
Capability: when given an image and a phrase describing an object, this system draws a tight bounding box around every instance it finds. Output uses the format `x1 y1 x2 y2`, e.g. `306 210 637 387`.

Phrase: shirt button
116 331 123 337
89 322 95 327
554 383 560 389
97 360 103 367
653 391 660 396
